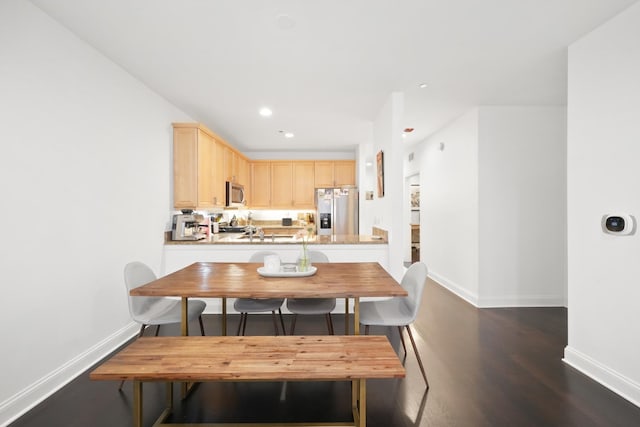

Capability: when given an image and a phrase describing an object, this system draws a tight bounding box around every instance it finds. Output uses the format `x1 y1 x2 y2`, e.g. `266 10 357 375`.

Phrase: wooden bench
90 335 405 427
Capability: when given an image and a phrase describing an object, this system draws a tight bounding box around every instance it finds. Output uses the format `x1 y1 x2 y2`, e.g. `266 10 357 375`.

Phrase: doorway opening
404 174 420 267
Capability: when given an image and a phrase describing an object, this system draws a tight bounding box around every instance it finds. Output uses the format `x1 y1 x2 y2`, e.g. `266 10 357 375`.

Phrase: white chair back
400 262 428 322
124 262 165 321
303 250 329 263
249 251 278 262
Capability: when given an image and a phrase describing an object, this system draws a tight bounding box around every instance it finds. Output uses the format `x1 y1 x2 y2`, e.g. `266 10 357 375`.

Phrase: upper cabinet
292 161 315 208
248 160 333 209
250 161 271 208
173 125 219 209
173 123 356 210
270 162 293 208
314 160 356 187
173 123 249 209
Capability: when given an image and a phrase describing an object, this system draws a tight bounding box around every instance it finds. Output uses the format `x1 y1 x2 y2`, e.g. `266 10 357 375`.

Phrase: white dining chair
121 261 206 389
359 261 429 388
287 250 335 335
235 251 286 335
124 261 206 337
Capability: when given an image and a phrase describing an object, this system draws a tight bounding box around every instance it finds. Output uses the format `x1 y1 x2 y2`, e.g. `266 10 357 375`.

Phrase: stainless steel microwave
225 181 245 207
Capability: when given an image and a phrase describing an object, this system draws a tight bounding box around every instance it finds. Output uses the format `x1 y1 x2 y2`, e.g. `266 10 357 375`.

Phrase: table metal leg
181 297 189 336
344 297 350 335
166 382 173 411
133 381 142 427
351 378 366 427
359 379 366 427
222 297 227 336
180 297 191 397
354 297 360 335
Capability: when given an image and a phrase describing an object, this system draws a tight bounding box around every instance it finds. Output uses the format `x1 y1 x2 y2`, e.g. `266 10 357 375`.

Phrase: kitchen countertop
165 233 387 245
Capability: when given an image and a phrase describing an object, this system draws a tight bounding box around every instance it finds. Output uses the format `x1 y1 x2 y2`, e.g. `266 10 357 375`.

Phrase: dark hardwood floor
10 279 640 426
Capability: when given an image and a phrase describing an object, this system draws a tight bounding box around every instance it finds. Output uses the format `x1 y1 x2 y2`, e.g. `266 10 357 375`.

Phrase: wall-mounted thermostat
601 214 636 235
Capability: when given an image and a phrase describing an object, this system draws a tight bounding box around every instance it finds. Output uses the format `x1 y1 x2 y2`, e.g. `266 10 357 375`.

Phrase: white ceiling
30 0 638 152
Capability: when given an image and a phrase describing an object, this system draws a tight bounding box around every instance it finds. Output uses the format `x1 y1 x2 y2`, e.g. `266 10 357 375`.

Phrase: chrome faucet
247 211 254 242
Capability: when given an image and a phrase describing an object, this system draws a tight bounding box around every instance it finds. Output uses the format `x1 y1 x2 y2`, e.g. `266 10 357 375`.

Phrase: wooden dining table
130 261 407 336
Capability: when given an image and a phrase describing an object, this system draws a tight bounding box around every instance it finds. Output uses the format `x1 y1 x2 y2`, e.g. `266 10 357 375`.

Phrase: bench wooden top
129 262 407 299
90 336 406 382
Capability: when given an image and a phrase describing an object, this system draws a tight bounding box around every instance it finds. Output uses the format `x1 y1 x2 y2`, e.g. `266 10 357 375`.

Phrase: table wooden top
90 336 406 381
130 262 407 299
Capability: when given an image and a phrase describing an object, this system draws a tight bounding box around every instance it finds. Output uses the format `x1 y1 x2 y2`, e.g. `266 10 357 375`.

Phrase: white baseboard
563 346 640 408
0 322 139 427
428 271 566 308
477 294 566 308
428 271 479 306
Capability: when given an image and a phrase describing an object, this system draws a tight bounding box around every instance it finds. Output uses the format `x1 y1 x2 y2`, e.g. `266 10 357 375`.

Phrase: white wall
0 1 191 424
358 142 376 235
370 93 405 281
564 2 640 406
417 106 566 307
478 106 567 307
420 109 481 303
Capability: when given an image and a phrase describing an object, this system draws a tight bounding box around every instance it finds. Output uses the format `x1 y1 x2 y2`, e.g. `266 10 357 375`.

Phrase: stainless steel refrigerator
315 187 359 236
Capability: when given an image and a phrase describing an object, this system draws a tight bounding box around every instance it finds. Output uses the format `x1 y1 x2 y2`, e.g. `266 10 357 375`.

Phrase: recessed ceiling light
284 132 294 138
419 83 428 89
259 107 273 117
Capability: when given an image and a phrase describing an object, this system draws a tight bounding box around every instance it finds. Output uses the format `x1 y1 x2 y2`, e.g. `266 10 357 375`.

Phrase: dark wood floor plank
9 278 640 426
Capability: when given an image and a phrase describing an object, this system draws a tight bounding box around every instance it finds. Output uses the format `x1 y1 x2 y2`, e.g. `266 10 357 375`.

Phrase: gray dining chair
359 261 429 388
121 261 206 389
235 251 286 336
287 250 335 335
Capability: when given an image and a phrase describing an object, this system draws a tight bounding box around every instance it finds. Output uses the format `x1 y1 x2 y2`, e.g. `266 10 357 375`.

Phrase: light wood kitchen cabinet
173 123 250 209
213 140 226 206
314 160 356 187
237 156 250 203
173 125 219 209
250 161 271 208
314 161 335 187
292 161 315 208
248 161 316 209
224 146 242 183
334 160 356 186
270 161 293 208
174 124 355 210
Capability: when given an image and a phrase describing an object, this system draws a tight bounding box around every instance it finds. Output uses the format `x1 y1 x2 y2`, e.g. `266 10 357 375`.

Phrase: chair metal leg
237 313 245 336
405 325 429 388
398 326 407 355
198 315 205 336
155 325 161 336
271 311 280 336
325 314 335 335
364 325 370 335
290 314 298 335
278 309 286 336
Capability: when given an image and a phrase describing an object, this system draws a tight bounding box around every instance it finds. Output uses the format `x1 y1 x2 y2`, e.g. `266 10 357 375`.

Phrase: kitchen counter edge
165 234 387 245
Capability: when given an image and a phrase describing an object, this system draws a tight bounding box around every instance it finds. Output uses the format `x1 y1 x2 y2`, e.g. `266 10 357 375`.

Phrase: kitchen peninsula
163 231 389 314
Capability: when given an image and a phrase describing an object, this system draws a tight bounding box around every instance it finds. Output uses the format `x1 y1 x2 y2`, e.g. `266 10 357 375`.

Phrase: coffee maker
172 213 206 241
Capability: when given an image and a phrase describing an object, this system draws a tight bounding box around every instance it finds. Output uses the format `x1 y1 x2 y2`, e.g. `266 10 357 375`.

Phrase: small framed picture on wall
376 150 384 197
